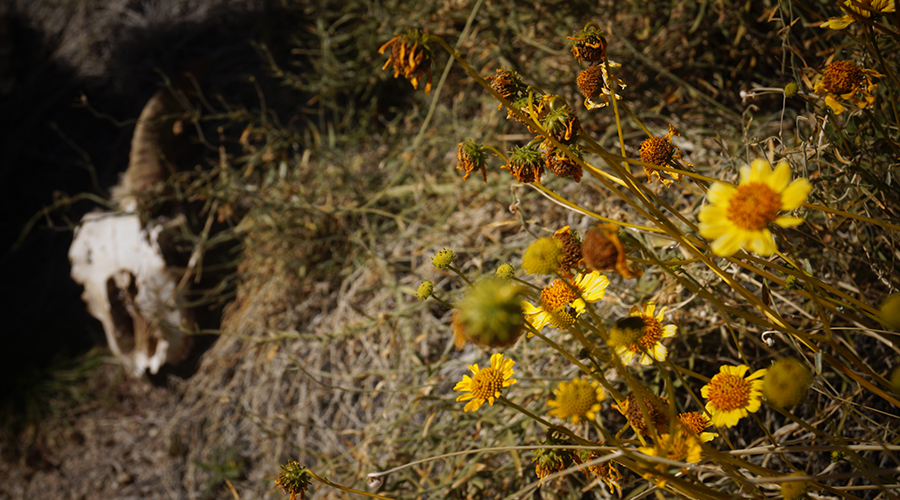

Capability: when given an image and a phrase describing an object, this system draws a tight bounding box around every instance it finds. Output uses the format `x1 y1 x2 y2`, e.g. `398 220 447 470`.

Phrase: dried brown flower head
614 392 670 436
568 23 608 64
545 146 584 183
486 68 525 105
639 124 688 186
581 224 642 279
553 225 583 278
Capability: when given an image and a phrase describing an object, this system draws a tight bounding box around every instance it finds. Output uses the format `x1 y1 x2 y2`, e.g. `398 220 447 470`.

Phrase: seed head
879 294 900 330
784 82 799 98
780 472 810 500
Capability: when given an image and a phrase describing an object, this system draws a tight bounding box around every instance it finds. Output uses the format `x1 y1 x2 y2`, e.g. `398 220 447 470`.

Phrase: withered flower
545 146 584 183
567 23 608 64
553 225 583 278
541 96 580 146
577 61 626 109
456 140 488 182
485 68 526 107
379 29 434 93
813 60 883 114
613 391 670 436
581 224 642 279
639 124 689 187
504 145 545 184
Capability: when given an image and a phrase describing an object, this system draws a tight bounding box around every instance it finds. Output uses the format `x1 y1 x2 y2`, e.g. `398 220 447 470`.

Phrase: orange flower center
706 373 751 411
639 136 673 166
678 412 710 434
541 280 580 328
470 367 505 401
824 61 863 95
541 280 578 312
628 317 662 353
726 182 781 230
658 434 690 461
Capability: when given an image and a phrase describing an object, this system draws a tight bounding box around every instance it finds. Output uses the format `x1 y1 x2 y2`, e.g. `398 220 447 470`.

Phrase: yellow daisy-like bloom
453 353 517 412
638 431 702 486
612 302 677 366
547 377 606 424
638 431 703 464
701 364 767 428
813 60 883 115
677 412 719 443
820 0 895 29
522 271 609 332
698 159 811 257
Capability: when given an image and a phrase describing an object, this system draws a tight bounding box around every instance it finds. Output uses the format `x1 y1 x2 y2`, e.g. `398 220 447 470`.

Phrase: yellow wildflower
820 0 895 29
611 302 677 366
701 364 767 428
453 353 517 412
522 271 609 331
547 377 606 424
698 159 811 257
677 412 718 443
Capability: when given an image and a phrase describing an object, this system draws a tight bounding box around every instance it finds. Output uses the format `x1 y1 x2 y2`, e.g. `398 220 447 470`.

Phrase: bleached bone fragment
69 212 191 376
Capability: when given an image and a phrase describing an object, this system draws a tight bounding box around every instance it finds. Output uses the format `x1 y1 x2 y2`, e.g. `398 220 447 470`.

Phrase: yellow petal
747 158 771 183
767 161 792 192
780 178 811 210
710 231 746 257
775 216 804 228
825 95 846 114
706 182 736 206
820 15 854 29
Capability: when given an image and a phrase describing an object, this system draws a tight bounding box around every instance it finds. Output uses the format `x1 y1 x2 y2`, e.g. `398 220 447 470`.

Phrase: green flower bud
454 278 525 348
784 82 799 98
879 294 900 331
764 358 812 407
891 365 900 393
417 281 434 300
495 262 515 279
780 472 809 500
432 249 456 269
521 237 562 275
784 275 801 290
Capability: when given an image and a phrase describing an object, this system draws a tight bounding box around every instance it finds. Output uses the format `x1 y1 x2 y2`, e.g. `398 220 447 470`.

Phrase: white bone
69 211 191 376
